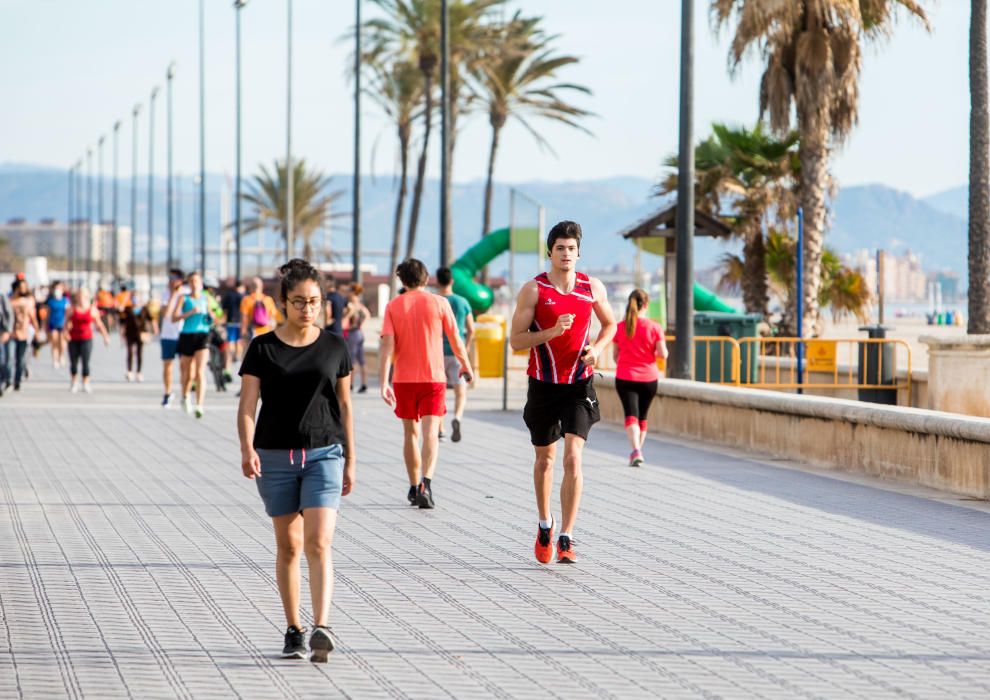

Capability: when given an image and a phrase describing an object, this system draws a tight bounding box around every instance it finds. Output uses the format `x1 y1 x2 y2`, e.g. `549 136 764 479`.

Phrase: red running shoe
534 519 554 564
556 535 576 564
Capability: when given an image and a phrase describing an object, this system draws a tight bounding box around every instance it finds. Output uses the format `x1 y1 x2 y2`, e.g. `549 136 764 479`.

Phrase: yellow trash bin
475 314 506 378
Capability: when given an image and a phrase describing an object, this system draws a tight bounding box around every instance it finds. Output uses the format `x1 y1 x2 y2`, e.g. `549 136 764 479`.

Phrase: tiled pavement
1 340 989 699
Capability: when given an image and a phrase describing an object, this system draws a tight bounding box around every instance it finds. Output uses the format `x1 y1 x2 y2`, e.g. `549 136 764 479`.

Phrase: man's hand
579 344 597 367
459 368 473 384
0 332 9 344
241 448 261 479
553 313 575 338
381 383 396 407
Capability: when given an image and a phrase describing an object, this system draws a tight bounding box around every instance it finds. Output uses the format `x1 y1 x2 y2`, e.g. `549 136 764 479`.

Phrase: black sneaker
357 384 368 394
438 429 445 442
282 625 308 659
451 418 462 443
407 484 417 505
309 626 334 663
417 481 435 509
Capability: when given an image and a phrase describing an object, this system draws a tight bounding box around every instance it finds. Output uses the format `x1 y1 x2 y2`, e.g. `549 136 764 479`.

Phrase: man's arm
378 334 396 406
509 281 571 351
579 277 617 367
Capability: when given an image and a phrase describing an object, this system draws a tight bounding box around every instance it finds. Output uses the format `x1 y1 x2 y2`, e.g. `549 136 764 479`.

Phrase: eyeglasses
288 297 322 311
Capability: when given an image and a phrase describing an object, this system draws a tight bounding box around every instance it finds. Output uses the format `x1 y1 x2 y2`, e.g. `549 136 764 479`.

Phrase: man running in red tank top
509 221 617 564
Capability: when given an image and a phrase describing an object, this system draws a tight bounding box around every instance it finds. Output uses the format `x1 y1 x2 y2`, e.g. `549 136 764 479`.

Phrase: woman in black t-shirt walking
237 259 355 663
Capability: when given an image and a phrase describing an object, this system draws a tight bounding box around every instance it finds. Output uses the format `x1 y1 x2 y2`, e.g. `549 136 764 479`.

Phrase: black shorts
615 378 658 421
177 332 210 357
523 376 600 446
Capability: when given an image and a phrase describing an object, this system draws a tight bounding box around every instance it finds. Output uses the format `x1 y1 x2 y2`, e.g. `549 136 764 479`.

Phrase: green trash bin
691 312 762 383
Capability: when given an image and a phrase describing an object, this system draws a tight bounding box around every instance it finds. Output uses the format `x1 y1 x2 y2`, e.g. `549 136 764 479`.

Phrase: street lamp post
86 148 94 289
68 164 75 286
131 104 141 282
97 135 106 281
285 0 294 260
149 87 160 284
234 0 248 283
112 120 121 283
353 0 362 283
199 0 207 275
167 62 176 270
671 0 695 380
440 0 450 268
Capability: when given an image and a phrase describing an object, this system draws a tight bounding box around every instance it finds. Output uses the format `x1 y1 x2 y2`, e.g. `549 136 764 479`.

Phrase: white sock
539 517 554 530
559 532 572 539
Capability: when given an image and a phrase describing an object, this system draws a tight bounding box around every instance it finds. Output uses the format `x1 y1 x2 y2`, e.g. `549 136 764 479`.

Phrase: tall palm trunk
391 125 411 297
405 58 435 259
480 111 505 285
794 120 829 337
970 0 990 333
741 227 768 316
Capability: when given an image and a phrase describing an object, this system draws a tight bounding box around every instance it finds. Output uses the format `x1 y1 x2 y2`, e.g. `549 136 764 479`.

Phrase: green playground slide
451 227 738 314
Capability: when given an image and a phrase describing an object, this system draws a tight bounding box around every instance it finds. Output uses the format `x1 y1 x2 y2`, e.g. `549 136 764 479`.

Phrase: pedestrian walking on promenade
240 277 279 341
0 289 11 396
10 279 38 392
613 289 668 467
122 293 156 383
173 271 221 418
324 277 347 336
45 281 71 369
435 266 474 443
237 259 355 663
379 258 472 509
65 288 110 394
221 279 245 367
343 283 369 393
509 221 617 564
160 269 187 408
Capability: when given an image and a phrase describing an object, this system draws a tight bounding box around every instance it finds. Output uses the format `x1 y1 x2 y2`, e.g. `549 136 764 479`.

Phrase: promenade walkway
1 341 989 699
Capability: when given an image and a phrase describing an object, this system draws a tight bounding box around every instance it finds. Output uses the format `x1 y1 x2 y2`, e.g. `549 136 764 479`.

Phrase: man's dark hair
168 268 184 280
435 266 453 287
546 220 582 255
278 258 323 303
396 258 429 289
326 277 337 291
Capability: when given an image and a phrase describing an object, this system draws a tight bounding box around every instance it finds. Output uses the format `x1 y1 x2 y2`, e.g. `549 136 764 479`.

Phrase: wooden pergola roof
619 203 733 255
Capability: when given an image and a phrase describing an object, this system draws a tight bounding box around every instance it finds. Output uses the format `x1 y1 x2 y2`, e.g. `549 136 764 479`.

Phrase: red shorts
393 382 446 420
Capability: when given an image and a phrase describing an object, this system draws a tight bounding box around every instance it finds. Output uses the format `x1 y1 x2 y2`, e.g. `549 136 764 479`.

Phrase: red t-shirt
614 317 663 382
68 307 96 342
381 290 460 383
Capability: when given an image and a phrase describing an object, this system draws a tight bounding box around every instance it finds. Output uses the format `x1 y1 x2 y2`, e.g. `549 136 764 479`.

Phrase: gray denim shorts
255 444 344 517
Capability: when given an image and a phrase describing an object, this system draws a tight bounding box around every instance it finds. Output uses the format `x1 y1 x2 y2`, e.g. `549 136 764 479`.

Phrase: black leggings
68 339 93 378
127 340 144 373
615 378 658 421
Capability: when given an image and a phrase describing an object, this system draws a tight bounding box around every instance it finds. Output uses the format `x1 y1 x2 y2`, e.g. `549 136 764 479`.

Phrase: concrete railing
595 373 990 499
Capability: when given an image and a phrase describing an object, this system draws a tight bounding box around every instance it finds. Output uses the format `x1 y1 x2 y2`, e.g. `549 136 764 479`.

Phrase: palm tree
474 12 592 258
240 159 345 262
970 0 990 333
365 0 503 262
660 122 798 316
365 58 423 295
713 1 930 335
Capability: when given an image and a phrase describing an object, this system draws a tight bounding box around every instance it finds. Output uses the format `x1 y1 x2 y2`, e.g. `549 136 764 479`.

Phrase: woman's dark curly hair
278 258 323 303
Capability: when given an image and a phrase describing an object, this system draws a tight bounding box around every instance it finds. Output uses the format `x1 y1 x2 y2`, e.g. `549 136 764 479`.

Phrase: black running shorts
523 376 600 446
177 332 210 357
614 378 658 421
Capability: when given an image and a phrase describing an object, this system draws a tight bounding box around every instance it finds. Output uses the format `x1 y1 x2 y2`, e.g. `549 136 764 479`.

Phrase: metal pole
131 104 140 282
112 121 121 282
86 148 93 289
440 0 450 267
167 62 176 269
75 160 84 287
234 0 248 282
877 249 885 325
672 0 695 380
352 0 362 282
199 0 207 275
285 0 294 260
149 87 160 284
98 135 106 281
68 164 74 286
796 207 804 393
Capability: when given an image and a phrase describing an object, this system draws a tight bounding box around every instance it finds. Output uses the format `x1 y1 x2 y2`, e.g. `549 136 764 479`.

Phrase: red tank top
527 271 595 384
69 307 94 341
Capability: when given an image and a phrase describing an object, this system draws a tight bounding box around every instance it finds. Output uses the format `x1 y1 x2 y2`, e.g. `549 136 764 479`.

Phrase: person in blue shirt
435 267 475 443
172 271 221 418
45 280 71 370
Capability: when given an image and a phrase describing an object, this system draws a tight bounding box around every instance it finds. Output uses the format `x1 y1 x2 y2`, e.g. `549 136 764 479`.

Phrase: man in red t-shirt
380 258 472 509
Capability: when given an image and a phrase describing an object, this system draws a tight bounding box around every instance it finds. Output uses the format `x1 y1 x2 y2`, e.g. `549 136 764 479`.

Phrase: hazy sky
0 1 971 198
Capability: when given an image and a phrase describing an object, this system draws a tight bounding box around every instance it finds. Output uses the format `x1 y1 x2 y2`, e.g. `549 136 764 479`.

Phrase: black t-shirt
221 290 244 324
239 329 352 449
325 291 347 335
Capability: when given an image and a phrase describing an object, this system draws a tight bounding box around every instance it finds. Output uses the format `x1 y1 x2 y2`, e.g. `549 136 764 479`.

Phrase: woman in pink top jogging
612 289 668 466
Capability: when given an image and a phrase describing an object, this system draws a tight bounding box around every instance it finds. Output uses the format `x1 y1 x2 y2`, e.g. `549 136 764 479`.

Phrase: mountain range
0 163 969 281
